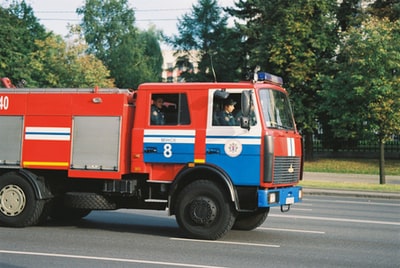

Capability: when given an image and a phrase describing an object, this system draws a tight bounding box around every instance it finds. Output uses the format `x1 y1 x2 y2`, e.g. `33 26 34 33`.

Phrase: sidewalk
302 172 400 200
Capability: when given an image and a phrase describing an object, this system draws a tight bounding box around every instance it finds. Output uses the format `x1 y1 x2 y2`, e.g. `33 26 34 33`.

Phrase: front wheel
0 172 45 227
175 180 236 240
232 208 269 230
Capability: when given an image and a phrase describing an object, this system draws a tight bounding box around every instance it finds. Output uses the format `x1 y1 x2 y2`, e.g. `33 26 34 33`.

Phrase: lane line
302 198 400 207
270 214 400 226
258 227 325 234
292 208 313 211
0 250 226 268
170 238 280 248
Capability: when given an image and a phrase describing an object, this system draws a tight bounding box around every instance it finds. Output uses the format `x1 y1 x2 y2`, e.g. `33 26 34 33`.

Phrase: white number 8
163 144 172 158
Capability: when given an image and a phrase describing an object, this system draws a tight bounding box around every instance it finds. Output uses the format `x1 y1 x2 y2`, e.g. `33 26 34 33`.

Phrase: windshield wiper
269 122 293 130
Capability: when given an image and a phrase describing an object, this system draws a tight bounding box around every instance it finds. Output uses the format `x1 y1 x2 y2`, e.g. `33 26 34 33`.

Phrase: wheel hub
0 185 26 216
189 198 217 225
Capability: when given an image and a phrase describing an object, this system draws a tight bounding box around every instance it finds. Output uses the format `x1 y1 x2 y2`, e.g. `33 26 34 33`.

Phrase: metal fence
313 139 400 153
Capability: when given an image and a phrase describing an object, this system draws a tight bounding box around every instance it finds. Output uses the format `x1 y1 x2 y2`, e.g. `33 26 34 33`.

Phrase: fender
17 169 53 200
168 163 240 215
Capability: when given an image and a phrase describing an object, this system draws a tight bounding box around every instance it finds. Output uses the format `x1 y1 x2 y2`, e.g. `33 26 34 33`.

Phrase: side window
212 92 251 126
150 93 190 125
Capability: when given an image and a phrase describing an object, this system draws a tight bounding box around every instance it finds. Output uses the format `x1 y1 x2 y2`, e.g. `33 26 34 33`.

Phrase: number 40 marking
0 96 9 110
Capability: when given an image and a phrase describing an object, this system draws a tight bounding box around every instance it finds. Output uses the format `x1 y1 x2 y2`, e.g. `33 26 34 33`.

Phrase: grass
301 158 400 193
299 180 400 193
304 158 400 176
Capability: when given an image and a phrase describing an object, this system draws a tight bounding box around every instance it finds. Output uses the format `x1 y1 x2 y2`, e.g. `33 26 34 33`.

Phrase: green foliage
29 32 114 88
77 0 137 63
368 0 400 21
0 1 47 84
77 0 163 88
337 0 365 31
230 0 338 127
320 18 400 144
169 0 242 82
107 29 162 88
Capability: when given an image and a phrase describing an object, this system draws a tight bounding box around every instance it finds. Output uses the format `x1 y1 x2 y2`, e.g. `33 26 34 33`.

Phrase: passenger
216 99 237 126
150 97 165 125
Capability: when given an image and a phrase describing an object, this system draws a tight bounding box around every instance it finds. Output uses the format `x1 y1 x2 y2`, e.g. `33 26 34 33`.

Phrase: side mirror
240 90 252 130
241 90 251 117
240 116 250 130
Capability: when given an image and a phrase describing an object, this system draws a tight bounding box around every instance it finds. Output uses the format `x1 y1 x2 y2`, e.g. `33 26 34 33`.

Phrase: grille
273 156 301 184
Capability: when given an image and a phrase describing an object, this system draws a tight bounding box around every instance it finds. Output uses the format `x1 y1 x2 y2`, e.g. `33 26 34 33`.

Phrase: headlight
268 192 277 204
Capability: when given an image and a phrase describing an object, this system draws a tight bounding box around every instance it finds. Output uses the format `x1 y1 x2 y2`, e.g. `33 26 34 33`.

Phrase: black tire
175 180 236 240
64 192 116 210
232 208 269 230
0 172 45 227
46 197 91 221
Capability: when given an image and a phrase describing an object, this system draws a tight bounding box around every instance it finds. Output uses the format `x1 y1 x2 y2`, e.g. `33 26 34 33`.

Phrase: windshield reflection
259 89 295 130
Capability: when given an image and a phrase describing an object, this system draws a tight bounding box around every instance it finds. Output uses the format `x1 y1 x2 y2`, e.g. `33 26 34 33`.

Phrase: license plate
286 197 295 205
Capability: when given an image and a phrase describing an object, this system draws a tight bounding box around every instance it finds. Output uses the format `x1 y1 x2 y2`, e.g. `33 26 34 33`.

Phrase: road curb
303 188 400 200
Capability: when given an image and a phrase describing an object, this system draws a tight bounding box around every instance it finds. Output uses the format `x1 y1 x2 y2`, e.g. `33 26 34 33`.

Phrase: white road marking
0 250 227 268
292 208 313 211
270 214 400 226
258 227 325 234
303 198 400 207
170 238 280 248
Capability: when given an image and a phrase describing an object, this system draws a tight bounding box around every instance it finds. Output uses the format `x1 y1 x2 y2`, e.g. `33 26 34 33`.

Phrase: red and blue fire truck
0 73 302 240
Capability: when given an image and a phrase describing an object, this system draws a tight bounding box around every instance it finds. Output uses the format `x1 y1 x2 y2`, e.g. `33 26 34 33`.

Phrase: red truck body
0 73 302 239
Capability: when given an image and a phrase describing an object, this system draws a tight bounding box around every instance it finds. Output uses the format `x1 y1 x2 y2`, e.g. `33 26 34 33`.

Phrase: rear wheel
232 208 269 230
0 172 44 227
175 180 236 240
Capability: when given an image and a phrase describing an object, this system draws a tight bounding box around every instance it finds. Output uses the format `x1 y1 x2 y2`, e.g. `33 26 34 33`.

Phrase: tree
77 0 136 64
137 28 163 83
320 18 400 184
107 29 163 88
368 0 400 21
29 31 114 88
169 0 243 82
337 0 364 32
77 0 163 88
0 1 47 85
229 0 339 160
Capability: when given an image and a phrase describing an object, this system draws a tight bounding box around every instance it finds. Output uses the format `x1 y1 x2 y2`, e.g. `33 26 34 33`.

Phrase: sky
4 0 237 37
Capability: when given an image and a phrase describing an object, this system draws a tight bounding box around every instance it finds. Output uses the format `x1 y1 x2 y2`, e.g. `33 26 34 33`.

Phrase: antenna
209 53 217 82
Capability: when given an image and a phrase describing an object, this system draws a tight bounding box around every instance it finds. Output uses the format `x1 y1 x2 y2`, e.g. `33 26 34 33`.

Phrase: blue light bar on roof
257 72 283 85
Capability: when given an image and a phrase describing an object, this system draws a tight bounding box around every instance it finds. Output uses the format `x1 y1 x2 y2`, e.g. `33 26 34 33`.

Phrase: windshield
259 89 295 130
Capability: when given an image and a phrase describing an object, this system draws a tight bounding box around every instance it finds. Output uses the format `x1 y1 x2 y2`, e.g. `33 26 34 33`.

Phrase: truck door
206 89 262 186
143 93 194 164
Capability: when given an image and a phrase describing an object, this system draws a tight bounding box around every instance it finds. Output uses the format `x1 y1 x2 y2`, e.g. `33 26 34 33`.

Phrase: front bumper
258 186 302 207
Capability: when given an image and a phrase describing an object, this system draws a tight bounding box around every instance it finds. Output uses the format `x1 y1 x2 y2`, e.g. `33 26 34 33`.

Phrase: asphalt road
1 195 399 268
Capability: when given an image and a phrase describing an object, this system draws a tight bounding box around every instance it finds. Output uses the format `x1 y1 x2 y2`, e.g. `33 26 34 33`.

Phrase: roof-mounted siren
257 72 283 85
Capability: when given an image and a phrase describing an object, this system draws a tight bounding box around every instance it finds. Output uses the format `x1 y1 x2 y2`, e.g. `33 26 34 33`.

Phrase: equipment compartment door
0 116 23 166
71 116 121 171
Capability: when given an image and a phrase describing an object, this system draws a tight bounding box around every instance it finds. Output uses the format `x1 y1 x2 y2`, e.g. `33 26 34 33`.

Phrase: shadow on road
41 209 183 238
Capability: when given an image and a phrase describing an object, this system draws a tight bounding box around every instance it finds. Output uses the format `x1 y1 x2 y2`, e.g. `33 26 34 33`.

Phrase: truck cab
129 72 302 238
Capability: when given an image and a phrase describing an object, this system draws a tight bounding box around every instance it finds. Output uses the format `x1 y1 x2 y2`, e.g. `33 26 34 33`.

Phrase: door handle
206 148 220 154
144 147 157 153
